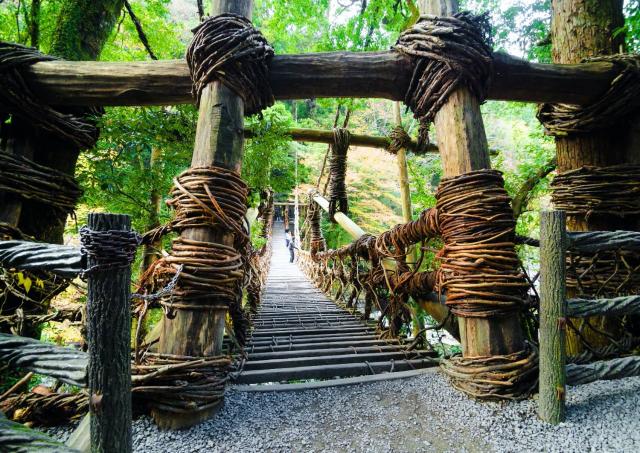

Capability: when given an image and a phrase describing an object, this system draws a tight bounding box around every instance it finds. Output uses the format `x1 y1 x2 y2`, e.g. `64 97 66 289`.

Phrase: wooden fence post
84 213 133 452
539 210 567 424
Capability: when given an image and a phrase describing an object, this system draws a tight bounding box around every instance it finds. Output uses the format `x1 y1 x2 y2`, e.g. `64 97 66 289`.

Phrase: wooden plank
242 351 426 370
247 339 399 353
247 345 404 361
233 367 437 392
23 52 620 106
234 358 439 384
538 210 567 424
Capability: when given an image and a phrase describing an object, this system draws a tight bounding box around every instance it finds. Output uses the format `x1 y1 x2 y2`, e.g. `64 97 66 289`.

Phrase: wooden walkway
234 223 436 387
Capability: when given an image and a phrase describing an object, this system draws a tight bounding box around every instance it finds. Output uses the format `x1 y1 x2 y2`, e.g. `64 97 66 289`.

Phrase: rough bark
155 0 252 430
85 213 132 453
23 52 623 107
14 0 125 245
551 0 633 354
420 0 525 358
538 211 567 424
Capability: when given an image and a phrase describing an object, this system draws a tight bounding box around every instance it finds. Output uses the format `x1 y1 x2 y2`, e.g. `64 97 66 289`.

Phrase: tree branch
512 157 557 220
123 0 157 60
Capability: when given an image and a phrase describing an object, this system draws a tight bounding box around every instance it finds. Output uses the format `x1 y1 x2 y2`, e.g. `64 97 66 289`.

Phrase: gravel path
48 370 640 452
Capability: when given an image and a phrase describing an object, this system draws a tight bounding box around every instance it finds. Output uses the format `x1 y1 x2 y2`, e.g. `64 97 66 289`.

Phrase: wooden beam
23 52 620 107
420 0 525 359
155 0 252 429
538 210 567 424
245 127 433 153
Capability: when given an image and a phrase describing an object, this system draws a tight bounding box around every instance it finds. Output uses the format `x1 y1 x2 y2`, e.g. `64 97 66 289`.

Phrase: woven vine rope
186 13 274 116
0 42 100 148
551 164 640 218
538 54 640 136
394 12 493 129
0 150 82 215
135 165 249 414
328 128 350 221
435 169 528 318
386 126 412 155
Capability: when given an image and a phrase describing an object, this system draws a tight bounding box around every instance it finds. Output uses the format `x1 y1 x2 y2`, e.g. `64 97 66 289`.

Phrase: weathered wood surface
567 230 640 254
421 0 524 359
0 333 87 387
0 412 77 453
566 356 640 386
155 0 251 429
538 210 567 424
23 52 621 107
567 295 640 318
85 213 132 453
245 127 430 153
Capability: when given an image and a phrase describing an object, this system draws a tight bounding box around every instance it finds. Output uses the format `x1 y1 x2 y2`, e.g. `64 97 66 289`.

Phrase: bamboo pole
538 210 567 424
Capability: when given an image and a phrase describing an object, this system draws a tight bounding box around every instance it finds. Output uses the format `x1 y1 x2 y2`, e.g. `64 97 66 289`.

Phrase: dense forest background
0 0 639 344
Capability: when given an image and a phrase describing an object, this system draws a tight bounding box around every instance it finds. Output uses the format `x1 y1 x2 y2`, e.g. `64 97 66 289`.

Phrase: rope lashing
0 42 101 148
394 12 493 131
307 197 326 254
327 128 350 222
0 151 82 215
440 343 538 401
435 169 528 318
538 54 640 136
79 227 140 276
138 166 249 318
186 13 274 116
386 126 412 155
551 164 640 218
131 353 230 416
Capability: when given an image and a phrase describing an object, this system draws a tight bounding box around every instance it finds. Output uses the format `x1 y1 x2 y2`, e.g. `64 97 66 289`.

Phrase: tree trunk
17 0 125 245
551 0 633 354
140 148 163 273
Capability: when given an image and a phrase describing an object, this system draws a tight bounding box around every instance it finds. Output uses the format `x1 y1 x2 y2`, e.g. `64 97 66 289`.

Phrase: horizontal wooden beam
246 127 431 153
24 51 620 107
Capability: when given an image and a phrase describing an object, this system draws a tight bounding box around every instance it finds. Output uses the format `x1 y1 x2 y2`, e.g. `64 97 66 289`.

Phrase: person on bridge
288 235 298 263
285 228 292 248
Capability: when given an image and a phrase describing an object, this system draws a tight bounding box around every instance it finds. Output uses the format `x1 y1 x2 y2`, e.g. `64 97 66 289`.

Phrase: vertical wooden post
156 0 253 429
418 0 525 358
539 210 567 424
85 213 132 453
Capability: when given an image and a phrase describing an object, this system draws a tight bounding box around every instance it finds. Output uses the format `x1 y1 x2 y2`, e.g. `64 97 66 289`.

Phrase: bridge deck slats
234 223 438 387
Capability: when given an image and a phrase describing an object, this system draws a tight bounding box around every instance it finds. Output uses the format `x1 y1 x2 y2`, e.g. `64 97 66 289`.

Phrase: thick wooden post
419 0 525 358
539 210 567 424
84 213 132 453
156 0 252 428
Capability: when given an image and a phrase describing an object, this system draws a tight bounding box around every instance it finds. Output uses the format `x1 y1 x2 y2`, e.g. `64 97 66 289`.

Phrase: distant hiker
288 236 298 263
285 229 292 247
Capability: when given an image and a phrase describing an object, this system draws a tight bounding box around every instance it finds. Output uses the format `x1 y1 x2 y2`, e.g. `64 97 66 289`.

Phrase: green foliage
244 104 310 195
76 106 196 232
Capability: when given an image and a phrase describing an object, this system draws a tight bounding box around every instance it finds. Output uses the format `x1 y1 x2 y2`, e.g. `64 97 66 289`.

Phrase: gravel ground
45 370 640 452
